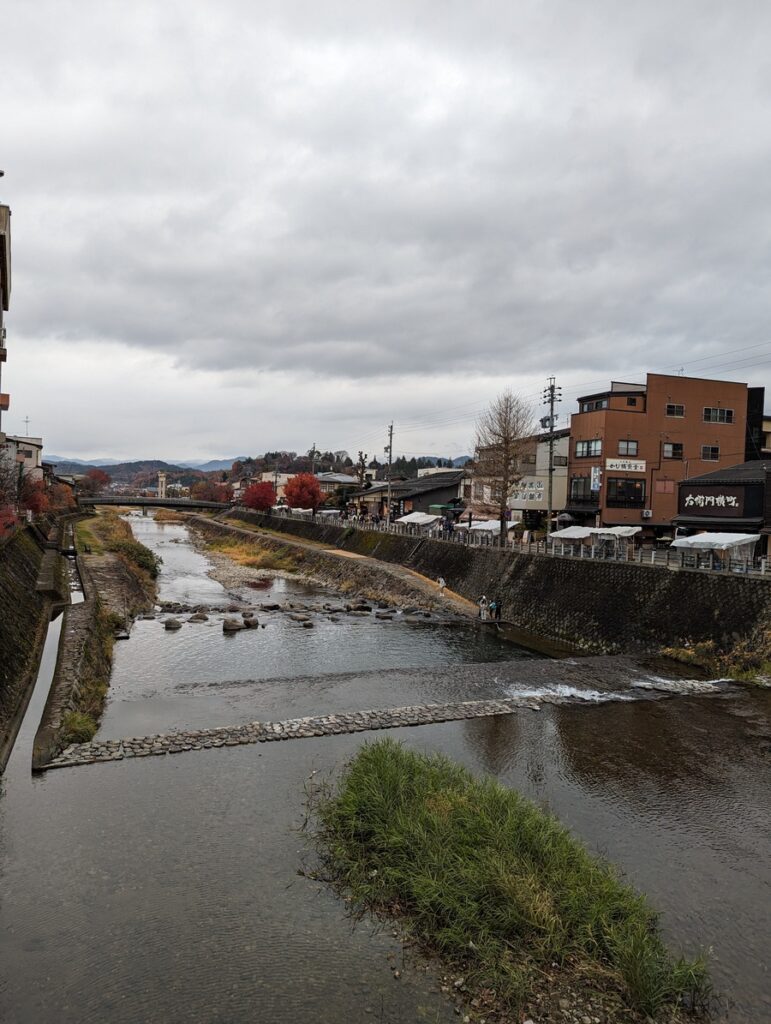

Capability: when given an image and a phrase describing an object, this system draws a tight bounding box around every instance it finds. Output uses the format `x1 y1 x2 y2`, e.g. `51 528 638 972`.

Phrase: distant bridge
77 496 230 511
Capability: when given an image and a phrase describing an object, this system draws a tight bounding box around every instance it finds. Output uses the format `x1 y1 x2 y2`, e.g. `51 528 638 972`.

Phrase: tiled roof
681 460 771 486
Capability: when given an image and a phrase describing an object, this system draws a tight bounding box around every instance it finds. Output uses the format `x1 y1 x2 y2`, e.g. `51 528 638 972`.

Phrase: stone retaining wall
226 511 771 652
31 554 135 769
0 525 66 772
193 516 446 611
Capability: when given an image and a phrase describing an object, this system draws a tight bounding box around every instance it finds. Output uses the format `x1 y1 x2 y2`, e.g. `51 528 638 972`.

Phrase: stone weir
40 672 727 771
223 511 771 654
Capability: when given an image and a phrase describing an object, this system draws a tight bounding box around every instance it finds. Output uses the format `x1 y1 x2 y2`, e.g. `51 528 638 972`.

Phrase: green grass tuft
312 739 710 1020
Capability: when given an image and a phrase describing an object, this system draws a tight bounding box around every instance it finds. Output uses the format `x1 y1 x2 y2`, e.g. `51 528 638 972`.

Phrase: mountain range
46 455 248 472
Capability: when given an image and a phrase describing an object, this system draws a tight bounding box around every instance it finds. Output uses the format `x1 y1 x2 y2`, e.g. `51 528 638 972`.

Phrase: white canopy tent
395 511 442 527
670 533 760 552
468 519 517 533
591 526 642 539
548 526 593 541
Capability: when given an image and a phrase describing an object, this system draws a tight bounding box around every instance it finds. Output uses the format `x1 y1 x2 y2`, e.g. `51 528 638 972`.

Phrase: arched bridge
78 496 230 511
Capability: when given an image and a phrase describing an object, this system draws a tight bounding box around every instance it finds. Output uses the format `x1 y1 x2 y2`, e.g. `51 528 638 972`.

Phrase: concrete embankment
190 515 470 614
32 536 155 769
221 511 771 653
0 521 69 772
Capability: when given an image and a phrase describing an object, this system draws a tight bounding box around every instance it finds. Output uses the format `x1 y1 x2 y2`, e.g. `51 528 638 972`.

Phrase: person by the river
478 595 488 620
437 576 446 597
488 598 497 620
494 597 502 621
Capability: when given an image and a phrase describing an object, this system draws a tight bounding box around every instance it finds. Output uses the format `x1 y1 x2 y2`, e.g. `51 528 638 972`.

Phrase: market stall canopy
469 519 516 532
548 526 593 540
670 533 760 551
591 526 642 538
396 511 441 526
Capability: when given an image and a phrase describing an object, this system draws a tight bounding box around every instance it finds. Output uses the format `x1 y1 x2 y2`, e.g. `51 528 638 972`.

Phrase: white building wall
509 434 568 517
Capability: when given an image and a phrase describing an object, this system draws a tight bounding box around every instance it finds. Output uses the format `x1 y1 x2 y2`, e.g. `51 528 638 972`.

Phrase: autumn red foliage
191 480 233 503
48 482 76 510
21 478 50 515
284 473 322 510
242 481 276 511
78 467 111 496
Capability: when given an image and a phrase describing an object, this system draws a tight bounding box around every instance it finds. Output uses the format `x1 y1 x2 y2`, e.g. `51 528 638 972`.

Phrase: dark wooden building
674 460 771 556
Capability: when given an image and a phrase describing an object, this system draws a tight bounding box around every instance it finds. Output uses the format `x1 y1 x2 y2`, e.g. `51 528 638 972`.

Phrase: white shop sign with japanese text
606 458 646 473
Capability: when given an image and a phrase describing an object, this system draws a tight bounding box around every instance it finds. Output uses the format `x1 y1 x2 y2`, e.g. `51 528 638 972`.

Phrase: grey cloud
4 0 771 394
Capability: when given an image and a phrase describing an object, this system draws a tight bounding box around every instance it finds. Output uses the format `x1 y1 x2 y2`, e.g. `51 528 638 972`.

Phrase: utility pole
23 416 29 436
385 422 393 522
542 377 562 537
310 442 318 475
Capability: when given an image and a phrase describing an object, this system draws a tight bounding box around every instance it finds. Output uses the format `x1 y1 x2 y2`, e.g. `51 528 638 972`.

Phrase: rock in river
164 618 183 631
223 617 245 632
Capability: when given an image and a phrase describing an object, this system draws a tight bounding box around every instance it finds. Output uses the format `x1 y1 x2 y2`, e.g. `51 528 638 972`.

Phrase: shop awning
673 515 763 530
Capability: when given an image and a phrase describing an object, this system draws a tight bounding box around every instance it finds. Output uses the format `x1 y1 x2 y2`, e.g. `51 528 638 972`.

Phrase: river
0 514 769 1023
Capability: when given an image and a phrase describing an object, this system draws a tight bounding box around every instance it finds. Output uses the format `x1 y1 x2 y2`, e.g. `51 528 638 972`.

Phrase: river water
0 515 769 1023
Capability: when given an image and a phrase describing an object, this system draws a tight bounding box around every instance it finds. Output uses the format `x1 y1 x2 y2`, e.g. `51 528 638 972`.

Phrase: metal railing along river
240 509 770 579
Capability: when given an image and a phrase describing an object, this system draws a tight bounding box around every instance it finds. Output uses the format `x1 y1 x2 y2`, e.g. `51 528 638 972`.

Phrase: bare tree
473 389 535 540
0 446 21 514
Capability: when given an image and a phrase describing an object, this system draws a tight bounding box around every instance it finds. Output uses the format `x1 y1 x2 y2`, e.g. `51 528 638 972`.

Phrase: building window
655 479 675 494
575 439 602 458
522 454 536 464
580 398 608 413
606 477 646 507
570 476 591 499
666 403 685 417
554 455 568 466
701 445 720 461
627 397 637 406
703 407 734 424
618 440 638 456
663 442 683 459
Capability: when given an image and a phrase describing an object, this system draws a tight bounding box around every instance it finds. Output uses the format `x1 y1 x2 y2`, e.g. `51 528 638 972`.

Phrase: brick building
565 373 765 534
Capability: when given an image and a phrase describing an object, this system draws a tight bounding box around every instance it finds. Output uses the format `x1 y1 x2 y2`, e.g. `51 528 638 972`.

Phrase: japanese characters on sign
605 458 646 472
511 479 545 503
680 486 744 517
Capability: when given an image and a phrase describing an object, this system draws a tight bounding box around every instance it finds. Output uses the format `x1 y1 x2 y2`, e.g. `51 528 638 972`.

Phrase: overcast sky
3 1 771 461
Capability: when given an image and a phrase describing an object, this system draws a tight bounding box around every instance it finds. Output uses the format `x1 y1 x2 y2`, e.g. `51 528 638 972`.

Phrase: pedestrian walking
488 598 497 619
494 597 502 621
437 576 446 597
478 594 488 620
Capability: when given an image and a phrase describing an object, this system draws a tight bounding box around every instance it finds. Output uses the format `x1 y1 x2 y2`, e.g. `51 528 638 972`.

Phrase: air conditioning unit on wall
642 509 653 519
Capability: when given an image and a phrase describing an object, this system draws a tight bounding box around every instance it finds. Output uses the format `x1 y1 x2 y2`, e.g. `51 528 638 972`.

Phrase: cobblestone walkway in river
41 694 588 770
